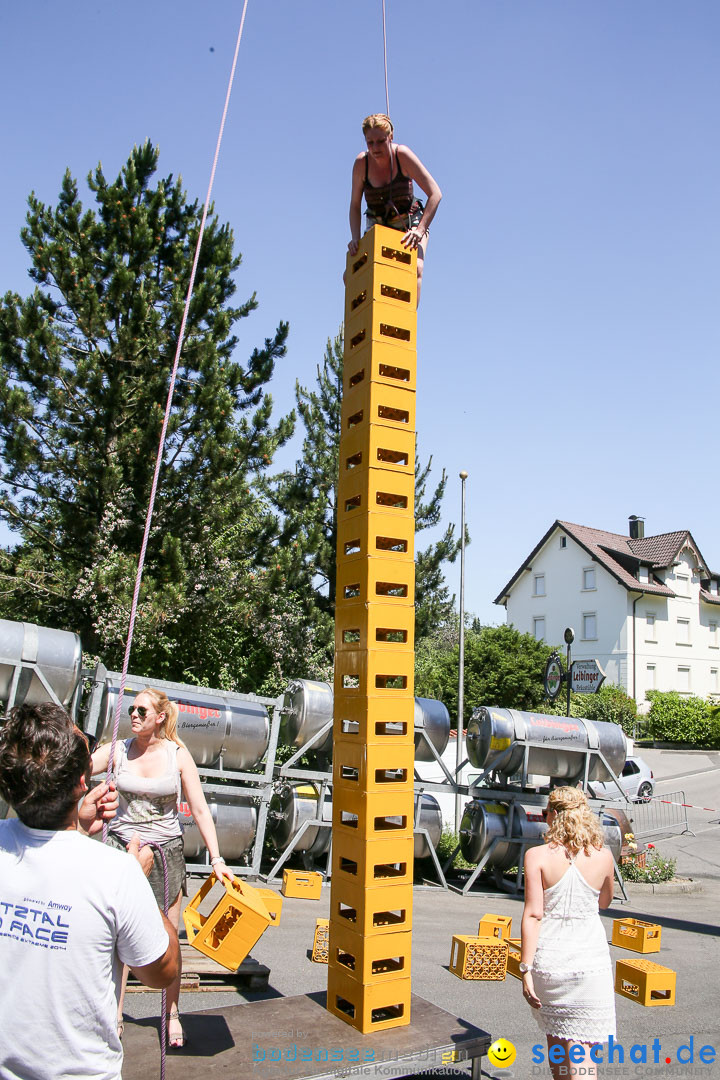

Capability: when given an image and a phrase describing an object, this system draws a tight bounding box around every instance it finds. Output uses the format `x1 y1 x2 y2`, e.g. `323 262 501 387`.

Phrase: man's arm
129 913 180 989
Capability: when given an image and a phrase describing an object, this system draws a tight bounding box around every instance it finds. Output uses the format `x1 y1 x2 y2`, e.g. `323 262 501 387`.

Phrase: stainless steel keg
0 619 82 708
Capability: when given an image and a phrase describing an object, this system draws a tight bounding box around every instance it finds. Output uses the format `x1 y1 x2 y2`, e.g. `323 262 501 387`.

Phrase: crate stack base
327 225 418 1034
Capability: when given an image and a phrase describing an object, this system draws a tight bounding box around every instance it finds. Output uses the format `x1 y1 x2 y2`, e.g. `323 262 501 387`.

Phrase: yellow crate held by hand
611 918 661 954
478 913 512 941
281 869 323 899
449 935 508 981
183 874 273 972
615 958 676 1007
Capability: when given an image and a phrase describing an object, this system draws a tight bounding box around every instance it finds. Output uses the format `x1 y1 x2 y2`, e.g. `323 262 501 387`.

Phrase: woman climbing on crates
348 113 441 303
520 786 616 1080
92 687 233 1049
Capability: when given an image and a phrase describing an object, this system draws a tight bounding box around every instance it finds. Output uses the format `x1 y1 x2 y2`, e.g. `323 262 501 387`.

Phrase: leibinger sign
531 1036 716 1072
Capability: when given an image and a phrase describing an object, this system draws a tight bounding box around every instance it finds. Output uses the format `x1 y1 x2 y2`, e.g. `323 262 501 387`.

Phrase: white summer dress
531 852 616 1042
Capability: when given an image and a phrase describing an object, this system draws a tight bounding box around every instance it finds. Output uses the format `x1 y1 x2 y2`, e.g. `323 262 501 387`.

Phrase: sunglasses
128 705 149 718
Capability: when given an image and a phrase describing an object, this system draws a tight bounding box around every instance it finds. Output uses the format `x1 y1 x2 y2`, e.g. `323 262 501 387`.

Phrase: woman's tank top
111 737 182 843
363 147 415 220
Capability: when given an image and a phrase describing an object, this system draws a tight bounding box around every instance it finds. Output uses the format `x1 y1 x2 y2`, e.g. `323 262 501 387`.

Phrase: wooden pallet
127 945 270 993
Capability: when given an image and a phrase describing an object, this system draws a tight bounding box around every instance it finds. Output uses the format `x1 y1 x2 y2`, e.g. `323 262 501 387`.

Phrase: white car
588 756 654 802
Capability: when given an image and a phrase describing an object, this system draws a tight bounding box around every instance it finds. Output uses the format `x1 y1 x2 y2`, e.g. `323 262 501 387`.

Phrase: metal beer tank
280 679 451 761
466 707 627 782
267 783 443 859
97 677 270 770
459 799 623 870
0 619 82 708
281 680 334 754
414 697 451 761
267 781 333 856
178 793 257 861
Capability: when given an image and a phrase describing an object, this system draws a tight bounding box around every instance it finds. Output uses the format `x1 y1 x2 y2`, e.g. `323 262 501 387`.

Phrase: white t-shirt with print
0 818 169 1080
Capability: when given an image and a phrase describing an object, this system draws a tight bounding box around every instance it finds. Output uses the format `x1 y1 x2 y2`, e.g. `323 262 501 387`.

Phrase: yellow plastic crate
340 421 416 481
615 958 676 1006
183 874 272 972
334 646 415 699
343 338 417 394
333 786 414 843
331 880 413 937
505 938 523 980
337 514 416 571
255 888 283 926
333 693 414 745
333 738 415 795
281 869 323 899
478 914 513 941
335 599 415 655
332 833 414 889
312 918 329 963
345 224 417 279
449 935 509 981
345 260 418 322
346 300 417 359
329 920 412 984
327 965 411 1034
340 379 417 439
337 468 416 530
612 918 662 953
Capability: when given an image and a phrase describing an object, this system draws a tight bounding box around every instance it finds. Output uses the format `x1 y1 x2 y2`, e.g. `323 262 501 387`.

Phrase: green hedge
646 691 720 748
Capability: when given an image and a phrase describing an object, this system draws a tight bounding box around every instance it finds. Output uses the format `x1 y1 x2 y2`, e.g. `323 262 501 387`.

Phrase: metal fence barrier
629 790 693 841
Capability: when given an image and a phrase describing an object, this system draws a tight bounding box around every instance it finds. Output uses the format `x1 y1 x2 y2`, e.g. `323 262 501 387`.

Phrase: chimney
629 515 645 540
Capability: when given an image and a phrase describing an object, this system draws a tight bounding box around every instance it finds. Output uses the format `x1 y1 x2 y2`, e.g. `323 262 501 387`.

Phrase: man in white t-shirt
0 703 180 1080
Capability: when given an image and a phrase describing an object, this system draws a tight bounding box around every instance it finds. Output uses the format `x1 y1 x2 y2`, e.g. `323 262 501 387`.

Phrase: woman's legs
546 1037 599 1080
165 891 184 1046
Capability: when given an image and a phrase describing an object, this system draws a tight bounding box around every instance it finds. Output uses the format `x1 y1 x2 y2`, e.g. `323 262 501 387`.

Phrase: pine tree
270 329 463 642
0 142 294 678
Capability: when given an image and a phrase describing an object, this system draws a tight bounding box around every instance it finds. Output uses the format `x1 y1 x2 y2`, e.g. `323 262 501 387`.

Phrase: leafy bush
621 851 677 883
646 691 719 748
544 685 638 734
435 827 476 870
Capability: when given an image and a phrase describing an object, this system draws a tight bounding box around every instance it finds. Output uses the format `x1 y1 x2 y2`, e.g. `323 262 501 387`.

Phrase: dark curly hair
0 703 90 829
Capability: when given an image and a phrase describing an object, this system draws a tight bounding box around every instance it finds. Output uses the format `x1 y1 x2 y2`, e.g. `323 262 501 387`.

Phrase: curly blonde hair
544 785 605 855
362 113 393 136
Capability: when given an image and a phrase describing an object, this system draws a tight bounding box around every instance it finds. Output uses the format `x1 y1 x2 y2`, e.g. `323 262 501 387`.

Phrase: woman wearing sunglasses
520 786 616 1080
348 113 442 304
92 688 232 1048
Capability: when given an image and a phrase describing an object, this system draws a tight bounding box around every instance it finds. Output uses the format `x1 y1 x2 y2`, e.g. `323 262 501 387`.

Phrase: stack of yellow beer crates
327 225 418 1034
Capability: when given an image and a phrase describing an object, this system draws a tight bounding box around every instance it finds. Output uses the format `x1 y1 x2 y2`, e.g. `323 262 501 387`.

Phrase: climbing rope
381 0 390 117
102 0 251 794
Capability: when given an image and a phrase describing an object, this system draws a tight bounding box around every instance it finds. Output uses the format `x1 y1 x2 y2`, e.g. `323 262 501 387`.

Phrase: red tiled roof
494 519 714 605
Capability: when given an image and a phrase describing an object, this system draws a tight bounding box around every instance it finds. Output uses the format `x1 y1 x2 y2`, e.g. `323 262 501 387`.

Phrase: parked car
588 755 654 802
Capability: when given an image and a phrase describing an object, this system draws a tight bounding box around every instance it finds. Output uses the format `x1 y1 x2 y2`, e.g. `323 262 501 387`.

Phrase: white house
494 516 720 707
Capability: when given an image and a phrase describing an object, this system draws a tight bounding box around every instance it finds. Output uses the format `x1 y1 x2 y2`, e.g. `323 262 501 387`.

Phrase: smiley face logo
488 1038 517 1068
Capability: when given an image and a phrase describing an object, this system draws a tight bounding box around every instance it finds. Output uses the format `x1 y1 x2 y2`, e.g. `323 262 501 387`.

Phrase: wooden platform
121 992 491 1079
127 945 270 993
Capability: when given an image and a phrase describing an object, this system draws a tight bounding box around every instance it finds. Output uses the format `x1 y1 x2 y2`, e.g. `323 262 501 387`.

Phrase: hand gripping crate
281 869 323 899
478 914 513 941
449 935 509 981
312 919 330 963
611 917 661 954
615 958 676 1006
183 874 273 972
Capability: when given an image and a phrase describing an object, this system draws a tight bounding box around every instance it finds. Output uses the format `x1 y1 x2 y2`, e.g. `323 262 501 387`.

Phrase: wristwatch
518 962 532 974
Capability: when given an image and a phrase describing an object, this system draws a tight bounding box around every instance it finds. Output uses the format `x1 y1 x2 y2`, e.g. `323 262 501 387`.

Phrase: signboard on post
570 659 606 694
543 653 564 701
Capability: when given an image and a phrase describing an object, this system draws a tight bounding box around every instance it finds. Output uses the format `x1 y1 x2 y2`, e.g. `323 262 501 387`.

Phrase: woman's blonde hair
544 785 605 854
362 113 393 136
139 687 185 747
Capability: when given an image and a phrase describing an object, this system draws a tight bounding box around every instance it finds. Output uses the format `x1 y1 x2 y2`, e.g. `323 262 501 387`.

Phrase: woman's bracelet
211 856 225 865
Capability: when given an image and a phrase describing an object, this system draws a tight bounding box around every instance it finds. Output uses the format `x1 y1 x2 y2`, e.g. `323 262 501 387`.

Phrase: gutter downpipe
631 589 646 701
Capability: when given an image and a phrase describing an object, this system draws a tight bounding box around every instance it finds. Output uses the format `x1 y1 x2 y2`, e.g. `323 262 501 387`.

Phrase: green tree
270 330 462 643
0 142 294 681
415 621 557 721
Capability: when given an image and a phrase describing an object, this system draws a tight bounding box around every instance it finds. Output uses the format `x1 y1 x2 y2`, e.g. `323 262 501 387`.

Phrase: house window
533 574 545 597
677 666 690 694
560 536 567 549
583 568 596 591
646 664 656 690
710 622 718 649
582 613 597 640
533 617 546 641
711 580 719 596
711 668 719 692
645 613 656 642
638 566 650 584
676 618 690 646
675 573 690 597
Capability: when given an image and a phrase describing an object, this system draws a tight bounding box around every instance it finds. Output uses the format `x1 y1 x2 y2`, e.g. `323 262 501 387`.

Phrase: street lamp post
455 471 468 835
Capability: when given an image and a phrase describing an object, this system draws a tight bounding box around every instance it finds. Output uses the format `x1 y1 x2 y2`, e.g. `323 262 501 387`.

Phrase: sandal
167 1008 186 1049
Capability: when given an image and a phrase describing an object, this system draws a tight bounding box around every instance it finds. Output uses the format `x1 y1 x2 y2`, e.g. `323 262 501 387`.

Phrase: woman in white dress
521 786 616 1080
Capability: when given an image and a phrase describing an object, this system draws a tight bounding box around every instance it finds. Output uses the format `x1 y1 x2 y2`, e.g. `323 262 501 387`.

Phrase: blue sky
2 1 718 626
